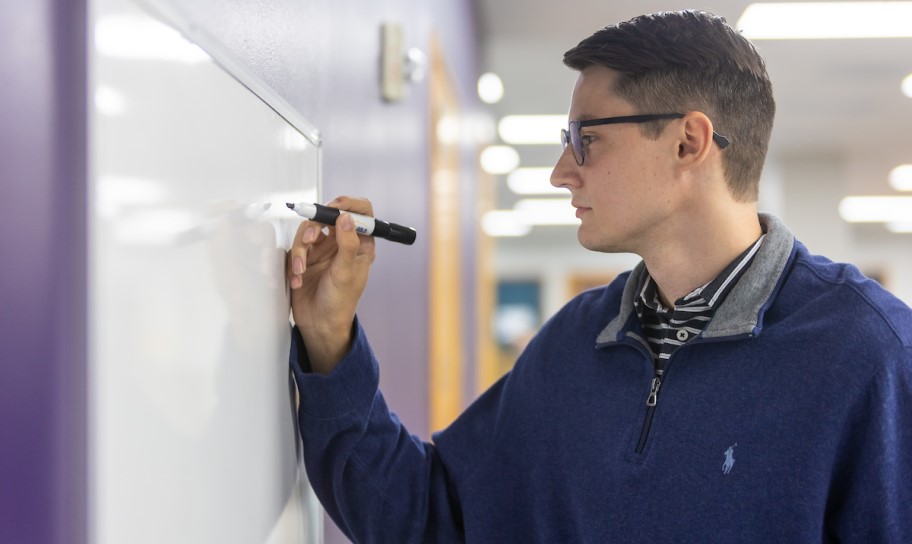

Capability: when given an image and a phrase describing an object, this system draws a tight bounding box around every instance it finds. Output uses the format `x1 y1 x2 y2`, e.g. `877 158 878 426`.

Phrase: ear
675 112 715 170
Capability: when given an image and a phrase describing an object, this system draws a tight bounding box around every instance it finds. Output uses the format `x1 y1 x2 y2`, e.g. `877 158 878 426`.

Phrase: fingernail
293 256 304 274
340 214 354 232
304 226 315 242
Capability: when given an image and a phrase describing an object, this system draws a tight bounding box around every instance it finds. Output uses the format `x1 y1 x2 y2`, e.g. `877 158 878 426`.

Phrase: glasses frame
561 113 731 166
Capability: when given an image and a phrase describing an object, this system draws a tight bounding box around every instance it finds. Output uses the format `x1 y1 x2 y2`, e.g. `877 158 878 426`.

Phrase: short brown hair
563 10 775 202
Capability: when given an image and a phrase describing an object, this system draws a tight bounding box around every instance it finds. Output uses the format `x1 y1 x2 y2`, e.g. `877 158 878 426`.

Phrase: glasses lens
568 121 583 165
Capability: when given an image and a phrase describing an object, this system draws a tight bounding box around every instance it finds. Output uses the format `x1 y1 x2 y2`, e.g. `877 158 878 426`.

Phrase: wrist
300 319 355 375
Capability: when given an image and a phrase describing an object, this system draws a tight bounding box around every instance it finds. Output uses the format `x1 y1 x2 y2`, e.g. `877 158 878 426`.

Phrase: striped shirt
634 235 765 372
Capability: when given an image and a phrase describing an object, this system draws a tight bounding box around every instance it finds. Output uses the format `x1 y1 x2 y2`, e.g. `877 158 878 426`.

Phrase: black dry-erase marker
286 202 417 245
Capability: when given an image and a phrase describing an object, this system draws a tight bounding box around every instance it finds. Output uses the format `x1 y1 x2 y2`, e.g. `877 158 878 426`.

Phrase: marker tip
285 203 295 209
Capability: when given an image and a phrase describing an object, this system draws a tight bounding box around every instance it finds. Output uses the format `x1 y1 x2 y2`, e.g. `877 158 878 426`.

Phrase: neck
641 203 762 307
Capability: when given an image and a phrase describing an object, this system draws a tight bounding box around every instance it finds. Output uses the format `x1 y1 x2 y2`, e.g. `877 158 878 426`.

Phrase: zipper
645 375 662 407
620 332 756 455
635 372 662 454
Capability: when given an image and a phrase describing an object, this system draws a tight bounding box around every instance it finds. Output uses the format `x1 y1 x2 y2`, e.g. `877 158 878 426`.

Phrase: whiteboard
88 0 321 541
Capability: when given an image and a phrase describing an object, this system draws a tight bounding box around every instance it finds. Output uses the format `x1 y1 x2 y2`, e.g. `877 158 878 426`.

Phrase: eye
580 134 596 147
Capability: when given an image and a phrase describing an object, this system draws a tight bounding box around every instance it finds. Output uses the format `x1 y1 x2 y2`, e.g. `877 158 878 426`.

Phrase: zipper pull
646 376 662 407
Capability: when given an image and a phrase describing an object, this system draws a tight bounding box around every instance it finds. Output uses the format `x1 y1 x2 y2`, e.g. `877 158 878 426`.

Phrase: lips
572 203 590 218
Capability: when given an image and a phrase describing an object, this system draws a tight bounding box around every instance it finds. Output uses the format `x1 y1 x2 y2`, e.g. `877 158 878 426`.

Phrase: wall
0 1 481 543
0 2 88 543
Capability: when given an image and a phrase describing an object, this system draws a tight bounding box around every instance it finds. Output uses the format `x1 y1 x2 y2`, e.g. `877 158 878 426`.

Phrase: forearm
290 324 465 543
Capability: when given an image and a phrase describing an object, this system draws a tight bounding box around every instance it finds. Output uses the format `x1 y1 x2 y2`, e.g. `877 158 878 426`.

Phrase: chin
577 230 604 252
577 229 624 254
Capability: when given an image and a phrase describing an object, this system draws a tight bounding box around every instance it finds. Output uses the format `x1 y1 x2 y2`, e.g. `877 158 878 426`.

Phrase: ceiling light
113 208 199 246
902 73 912 98
477 73 504 104
95 14 210 63
886 222 912 233
889 164 912 191
838 196 912 223
436 115 461 145
95 176 169 217
498 115 565 145
436 114 497 146
95 86 126 116
481 210 532 237
514 198 579 226
480 145 520 174
738 2 912 39
507 168 567 195
482 199 579 236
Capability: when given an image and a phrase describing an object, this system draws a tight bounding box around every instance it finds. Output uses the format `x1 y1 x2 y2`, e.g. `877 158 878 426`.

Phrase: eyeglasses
560 113 731 166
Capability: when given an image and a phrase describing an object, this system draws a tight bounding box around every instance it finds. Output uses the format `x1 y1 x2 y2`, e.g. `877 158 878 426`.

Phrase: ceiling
474 0 912 248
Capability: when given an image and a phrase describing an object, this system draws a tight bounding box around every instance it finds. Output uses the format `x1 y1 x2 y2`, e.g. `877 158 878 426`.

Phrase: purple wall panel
0 1 87 543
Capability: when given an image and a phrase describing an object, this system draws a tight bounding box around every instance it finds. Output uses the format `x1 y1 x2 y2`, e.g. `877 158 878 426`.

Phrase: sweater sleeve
825 346 912 543
289 320 466 544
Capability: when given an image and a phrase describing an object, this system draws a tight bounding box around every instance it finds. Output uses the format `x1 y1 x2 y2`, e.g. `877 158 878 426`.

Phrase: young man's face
551 66 684 255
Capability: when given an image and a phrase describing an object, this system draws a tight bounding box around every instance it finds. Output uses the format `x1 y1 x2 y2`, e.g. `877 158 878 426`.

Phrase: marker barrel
287 203 416 245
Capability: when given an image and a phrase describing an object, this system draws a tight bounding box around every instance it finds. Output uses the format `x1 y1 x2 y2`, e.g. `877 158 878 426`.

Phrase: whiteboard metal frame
136 0 323 148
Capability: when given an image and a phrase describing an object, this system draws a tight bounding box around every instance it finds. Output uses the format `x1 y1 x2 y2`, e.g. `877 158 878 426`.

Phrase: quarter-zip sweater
291 214 912 543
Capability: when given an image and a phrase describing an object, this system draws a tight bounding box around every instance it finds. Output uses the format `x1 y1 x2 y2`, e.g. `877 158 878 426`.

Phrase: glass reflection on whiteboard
90 0 321 542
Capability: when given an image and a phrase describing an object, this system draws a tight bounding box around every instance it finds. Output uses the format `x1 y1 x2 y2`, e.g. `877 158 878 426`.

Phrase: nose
550 144 579 190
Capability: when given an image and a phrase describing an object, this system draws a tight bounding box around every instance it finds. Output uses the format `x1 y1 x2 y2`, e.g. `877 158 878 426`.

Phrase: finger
287 247 306 290
330 213 363 281
288 222 320 290
327 195 374 217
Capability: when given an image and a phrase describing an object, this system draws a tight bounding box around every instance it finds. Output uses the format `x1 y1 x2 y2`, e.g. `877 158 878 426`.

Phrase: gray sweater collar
596 214 796 345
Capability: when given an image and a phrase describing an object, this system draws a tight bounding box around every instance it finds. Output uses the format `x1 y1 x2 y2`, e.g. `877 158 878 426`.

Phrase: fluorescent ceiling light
482 210 532 237
482 198 578 236
95 14 210 63
498 115 565 145
436 115 460 145
95 86 126 116
477 73 504 104
507 168 567 195
886 222 912 233
480 145 520 174
435 114 497 146
902 73 912 98
96 176 169 217
514 198 579 226
889 164 912 191
114 208 199 246
738 2 912 39
838 196 912 222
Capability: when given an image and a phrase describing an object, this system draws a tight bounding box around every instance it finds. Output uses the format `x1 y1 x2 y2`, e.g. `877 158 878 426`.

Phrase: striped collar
633 235 766 364
635 234 766 314
596 214 797 347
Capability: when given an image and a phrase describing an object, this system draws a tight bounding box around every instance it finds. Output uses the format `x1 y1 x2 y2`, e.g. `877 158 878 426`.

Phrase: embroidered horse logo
722 443 737 474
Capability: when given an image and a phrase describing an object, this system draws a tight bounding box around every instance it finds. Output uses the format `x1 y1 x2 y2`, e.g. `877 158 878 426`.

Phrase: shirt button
676 329 689 342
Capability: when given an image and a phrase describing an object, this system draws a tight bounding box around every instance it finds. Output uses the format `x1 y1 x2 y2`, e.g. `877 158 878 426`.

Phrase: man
287 11 912 543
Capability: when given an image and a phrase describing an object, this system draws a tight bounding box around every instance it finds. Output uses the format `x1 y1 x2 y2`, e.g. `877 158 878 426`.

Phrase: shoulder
783 244 912 349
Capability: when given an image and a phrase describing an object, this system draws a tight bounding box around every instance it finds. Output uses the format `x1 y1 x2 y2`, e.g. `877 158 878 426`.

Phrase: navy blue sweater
291 215 912 543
